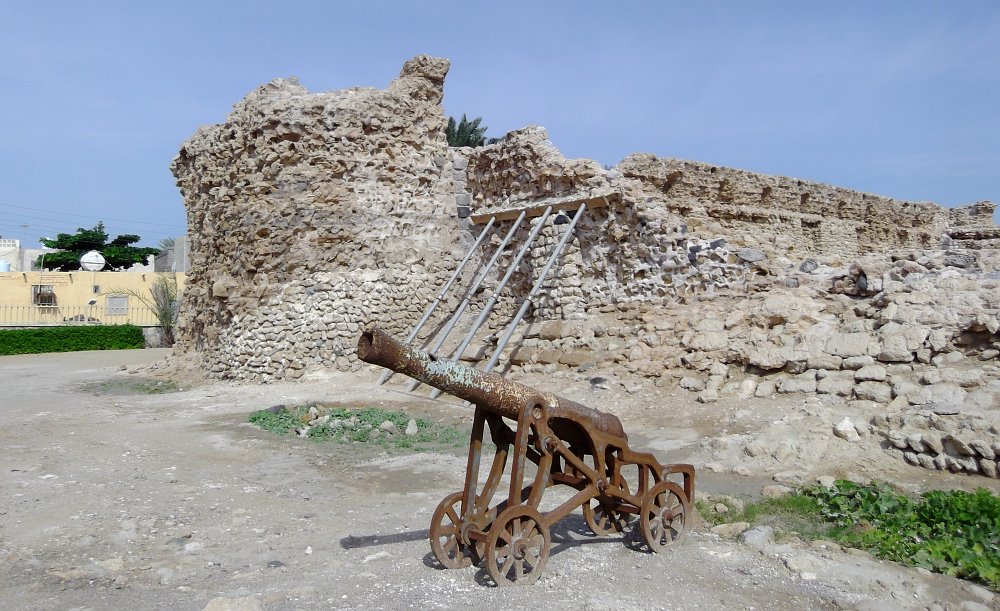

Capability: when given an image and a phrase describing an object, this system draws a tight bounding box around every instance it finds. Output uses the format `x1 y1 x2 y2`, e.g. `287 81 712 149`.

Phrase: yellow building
0 271 186 327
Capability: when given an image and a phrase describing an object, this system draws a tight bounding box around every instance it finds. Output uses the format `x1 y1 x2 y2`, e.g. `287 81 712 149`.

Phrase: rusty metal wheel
485 506 550 586
640 481 688 552
429 491 473 569
582 497 632 536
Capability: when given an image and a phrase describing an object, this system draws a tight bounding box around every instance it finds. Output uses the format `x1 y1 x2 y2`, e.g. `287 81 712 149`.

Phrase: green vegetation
697 492 829 541
701 481 1000 590
0 325 144 355
808 481 1000 589
83 377 179 395
37 222 159 271
445 114 499 147
107 273 180 346
248 404 466 450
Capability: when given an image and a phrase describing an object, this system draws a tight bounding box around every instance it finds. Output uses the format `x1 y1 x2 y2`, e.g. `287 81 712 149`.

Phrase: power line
0 202 187 229
0 216 184 239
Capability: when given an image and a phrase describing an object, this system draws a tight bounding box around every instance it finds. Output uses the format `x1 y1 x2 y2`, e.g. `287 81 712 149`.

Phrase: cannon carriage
357 327 695 586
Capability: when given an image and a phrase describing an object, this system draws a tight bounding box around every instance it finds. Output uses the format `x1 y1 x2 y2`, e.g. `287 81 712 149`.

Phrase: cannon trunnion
358 327 696 586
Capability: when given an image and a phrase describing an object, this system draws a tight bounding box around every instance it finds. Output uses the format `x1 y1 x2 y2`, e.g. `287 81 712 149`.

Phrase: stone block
509 347 538 365
817 376 854 396
680 376 706 392
557 350 597 367
854 381 892 403
877 333 914 362
754 380 777 397
538 320 568 341
843 355 875 370
807 354 843 370
826 333 875 358
686 331 729 352
928 383 967 405
854 365 887 382
536 349 563 364
778 376 817 394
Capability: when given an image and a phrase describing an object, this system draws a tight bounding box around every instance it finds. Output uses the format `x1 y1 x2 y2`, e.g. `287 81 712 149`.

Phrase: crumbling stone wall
172 54 998 390
459 125 997 340
617 154 950 259
171 56 472 381
460 127 752 320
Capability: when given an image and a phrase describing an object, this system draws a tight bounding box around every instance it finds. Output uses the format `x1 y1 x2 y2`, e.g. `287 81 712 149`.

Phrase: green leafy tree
107 273 180 346
37 222 159 271
445 114 500 147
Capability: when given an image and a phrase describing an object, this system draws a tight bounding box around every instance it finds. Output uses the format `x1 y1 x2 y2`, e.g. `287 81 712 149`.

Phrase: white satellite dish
80 250 106 271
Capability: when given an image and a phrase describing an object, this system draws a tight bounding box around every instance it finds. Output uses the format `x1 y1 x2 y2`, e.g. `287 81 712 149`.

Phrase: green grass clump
248 408 302 436
0 325 144 355
248 404 466 451
697 493 829 541
85 378 179 395
702 481 1000 590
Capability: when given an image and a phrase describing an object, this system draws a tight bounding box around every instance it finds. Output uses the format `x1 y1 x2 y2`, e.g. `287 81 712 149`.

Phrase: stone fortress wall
170 57 476 381
172 55 999 477
454 125 995 324
172 55 998 418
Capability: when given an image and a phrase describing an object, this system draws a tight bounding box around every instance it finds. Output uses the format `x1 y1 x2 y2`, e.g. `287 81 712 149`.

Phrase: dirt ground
1 349 997 611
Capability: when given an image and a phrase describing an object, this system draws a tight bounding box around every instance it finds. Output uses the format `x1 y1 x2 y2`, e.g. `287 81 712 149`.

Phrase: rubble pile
874 409 1000 478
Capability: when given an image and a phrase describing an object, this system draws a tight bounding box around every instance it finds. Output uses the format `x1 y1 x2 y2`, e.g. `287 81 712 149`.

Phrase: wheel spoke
501 554 514 577
526 533 543 551
524 551 537 569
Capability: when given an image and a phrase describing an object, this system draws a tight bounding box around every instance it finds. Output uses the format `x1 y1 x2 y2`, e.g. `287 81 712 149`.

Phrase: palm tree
107 274 180 346
446 114 495 147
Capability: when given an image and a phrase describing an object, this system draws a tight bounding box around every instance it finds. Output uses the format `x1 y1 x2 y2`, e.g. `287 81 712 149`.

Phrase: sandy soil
0 349 996 610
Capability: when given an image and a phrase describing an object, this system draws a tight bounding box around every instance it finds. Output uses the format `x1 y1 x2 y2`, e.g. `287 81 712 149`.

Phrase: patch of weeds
248 408 301 436
697 493 829 541
248 403 466 451
703 481 1000 591
805 481 1000 590
84 378 180 395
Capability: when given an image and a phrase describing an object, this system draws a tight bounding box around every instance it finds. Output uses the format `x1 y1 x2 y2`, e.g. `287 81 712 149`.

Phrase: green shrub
806 481 1000 589
0 325 145 355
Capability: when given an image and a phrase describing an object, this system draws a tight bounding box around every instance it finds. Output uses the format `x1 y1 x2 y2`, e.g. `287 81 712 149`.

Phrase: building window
105 295 128 316
32 285 56 306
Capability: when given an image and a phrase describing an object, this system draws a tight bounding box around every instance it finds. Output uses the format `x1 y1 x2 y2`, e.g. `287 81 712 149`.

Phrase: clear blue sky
1 1 997 248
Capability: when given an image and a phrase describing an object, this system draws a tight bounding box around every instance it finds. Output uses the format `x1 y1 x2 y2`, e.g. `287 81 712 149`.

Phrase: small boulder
833 417 861 443
404 419 419 436
741 525 774 550
378 420 399 435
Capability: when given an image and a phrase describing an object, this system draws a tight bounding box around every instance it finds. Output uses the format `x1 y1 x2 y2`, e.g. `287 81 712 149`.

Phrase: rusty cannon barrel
357 326 626 440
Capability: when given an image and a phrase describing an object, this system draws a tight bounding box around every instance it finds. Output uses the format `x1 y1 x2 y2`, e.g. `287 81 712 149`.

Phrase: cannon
357 327 695 586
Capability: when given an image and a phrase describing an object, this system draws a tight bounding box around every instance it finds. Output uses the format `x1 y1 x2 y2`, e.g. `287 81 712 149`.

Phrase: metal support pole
427 206 554 399
378 216 496 385
404 210 527 391
482 202 587 374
